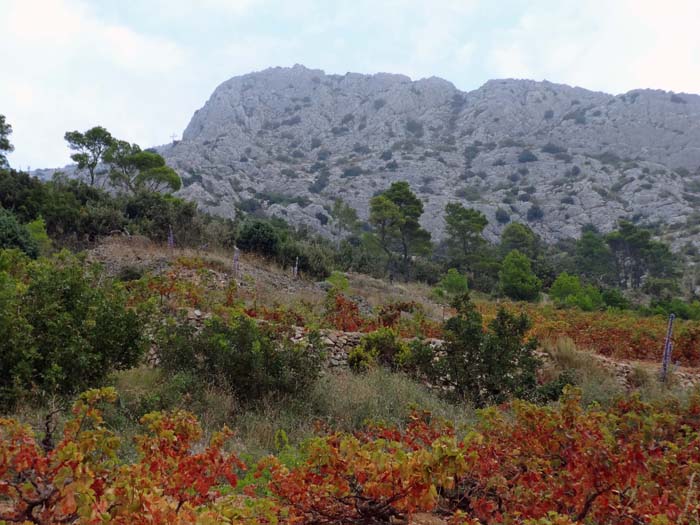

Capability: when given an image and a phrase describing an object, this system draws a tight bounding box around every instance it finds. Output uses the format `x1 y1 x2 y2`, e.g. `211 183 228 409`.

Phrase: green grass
101 366 472 459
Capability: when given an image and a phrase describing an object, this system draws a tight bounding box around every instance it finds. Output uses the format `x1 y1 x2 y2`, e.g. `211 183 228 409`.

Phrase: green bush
158 315 320 403
348 328 407 372
25 218 52 255
0 250 145 408
549 272 581 301
421 294 539 406
432 268 469 304
124 191 201 243
347 345 378 373
499 249 541 301
602 288 630 309
0 208 38 257
275 240 332 279
518 149 538 163
237 220 281 257
649 298 700 320
549 272 604 311
526 204 544 221
351 328 408 372
395 339 434 373
495 208 510 224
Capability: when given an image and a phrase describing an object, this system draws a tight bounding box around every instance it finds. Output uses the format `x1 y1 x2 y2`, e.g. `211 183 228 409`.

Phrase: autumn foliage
3 387 700 524
478 301 700 366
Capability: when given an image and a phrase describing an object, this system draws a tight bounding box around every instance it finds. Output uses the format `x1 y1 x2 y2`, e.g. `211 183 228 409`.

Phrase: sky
2 0 700 169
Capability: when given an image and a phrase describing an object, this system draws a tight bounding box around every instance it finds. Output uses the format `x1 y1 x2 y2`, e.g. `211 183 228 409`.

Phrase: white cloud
2 0 700 169
0 0 189 168
485 0 700 94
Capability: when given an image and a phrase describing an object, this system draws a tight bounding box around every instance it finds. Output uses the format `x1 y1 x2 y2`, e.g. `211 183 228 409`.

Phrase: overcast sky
3 0 700 169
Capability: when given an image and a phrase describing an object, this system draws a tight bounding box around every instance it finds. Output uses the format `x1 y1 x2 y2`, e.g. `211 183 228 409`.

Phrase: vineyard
3 245 700 524
116 252 700 368
2 386 700 524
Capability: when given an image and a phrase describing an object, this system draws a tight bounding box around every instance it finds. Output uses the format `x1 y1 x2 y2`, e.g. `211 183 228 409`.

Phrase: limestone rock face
160 65 700 247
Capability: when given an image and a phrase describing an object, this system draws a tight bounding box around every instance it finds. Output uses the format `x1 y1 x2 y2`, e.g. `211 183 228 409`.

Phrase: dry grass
541 338 623 406
346 272 443 321
229 369 473 458
541 337 696 406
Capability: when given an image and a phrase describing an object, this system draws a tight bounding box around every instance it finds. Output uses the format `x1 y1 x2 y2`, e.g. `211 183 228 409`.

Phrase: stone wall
151 321 700 391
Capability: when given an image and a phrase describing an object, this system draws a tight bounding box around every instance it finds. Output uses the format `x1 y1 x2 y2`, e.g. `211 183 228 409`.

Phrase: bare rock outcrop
159 65 700 248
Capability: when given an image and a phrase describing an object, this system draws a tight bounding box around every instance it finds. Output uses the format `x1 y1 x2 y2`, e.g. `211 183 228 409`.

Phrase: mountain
160 64 700 247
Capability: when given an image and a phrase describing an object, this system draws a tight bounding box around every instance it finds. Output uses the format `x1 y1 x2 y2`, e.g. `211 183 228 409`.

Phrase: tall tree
64 126 114 186
500 222 539 260
0 115 13 168
104 141 181 194
604 221 678 289
369 181 431 280
574 228 615 285
444 203 488 271
331 198 359 239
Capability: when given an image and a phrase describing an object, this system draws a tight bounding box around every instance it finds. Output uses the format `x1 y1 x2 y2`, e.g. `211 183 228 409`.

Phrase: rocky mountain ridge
157 65 700 248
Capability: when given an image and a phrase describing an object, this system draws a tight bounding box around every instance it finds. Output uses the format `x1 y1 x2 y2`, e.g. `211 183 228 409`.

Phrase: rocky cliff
160 65 700 247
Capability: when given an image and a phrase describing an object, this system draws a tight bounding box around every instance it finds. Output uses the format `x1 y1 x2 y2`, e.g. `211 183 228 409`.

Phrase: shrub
315 212 328 225
432 268 468 304
25 217 52 255
602 288 630 309
237 220 281 257
649 298 700 320
341 166 364 178
325 270 349 293
405 119 424 137
495 208 510 224
0 208 38 257
527 204 544 221
0 250 144 408
541 142 566 154
309 171 330 193
422 293 539 406
124 192 201 243
275 240 332 279
550 272 582 302
349 328 408 372
456 186 481 201
499 250 541 301
159 315 320 403
550 272 604 311
347 345 377 373
670 93 686 104
517 149 538 163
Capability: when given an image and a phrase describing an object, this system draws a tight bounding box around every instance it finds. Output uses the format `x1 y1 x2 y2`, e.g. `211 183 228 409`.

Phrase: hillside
161 65 700 247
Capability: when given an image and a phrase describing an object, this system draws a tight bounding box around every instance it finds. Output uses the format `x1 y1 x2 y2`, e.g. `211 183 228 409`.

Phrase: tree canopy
0 115 14 168
369 181 431 280
499 249 542 301
444 202 488 270
104 140 181 194
64 126 114 186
